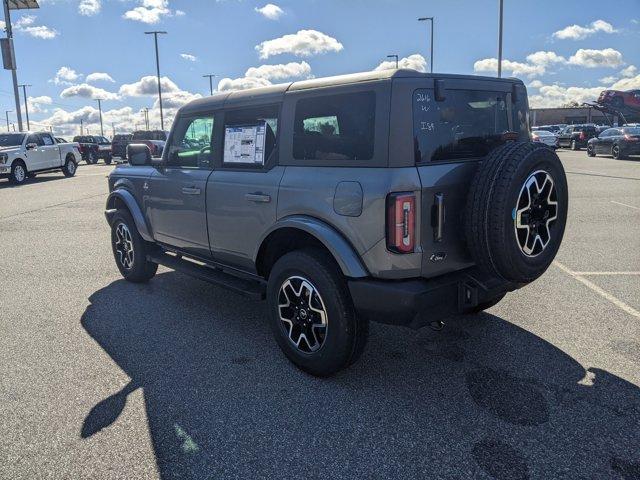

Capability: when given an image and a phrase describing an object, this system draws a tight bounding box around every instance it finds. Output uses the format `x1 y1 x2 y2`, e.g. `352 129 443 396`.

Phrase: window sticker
224 123 266 165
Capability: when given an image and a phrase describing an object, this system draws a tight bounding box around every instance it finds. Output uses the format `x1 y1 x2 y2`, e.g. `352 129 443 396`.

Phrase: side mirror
25 142 37 150
126 143 152 166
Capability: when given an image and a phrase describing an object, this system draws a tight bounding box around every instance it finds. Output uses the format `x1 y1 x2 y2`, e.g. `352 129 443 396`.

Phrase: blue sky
3 0 640 135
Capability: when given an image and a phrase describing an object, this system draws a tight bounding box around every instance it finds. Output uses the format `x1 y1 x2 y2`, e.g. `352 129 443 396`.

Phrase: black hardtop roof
180 69 524 115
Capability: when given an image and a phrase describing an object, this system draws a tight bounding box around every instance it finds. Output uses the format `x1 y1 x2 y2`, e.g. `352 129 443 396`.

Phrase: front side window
167 116 214 168
413 89 510 163
293 91 375 161
26 134 43 146
223 105 279 167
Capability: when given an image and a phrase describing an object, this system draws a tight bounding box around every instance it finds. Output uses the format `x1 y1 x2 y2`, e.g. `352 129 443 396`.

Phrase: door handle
245 192 271 203
182 187 201 195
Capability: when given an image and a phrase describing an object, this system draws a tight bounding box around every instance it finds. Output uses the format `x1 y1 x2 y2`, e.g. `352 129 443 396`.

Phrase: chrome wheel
114 223 135 269
67 160 76 174
612 146 620 159
278 276 328 353
14 164 25 182
514 170 558 257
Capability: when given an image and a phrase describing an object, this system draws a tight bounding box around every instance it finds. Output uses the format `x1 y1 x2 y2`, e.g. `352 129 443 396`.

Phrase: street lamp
203 74 217 96
95 98 104 136
418 17 434 73
387 55 399 69
18 83 31 130
145 30 167 131
497 0 504 78
5 109 11 132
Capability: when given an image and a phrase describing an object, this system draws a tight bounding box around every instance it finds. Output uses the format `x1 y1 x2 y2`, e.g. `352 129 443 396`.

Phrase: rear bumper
348 268 516 329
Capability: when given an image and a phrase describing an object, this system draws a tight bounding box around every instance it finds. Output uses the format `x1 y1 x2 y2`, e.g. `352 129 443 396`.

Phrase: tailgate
417 162 477 277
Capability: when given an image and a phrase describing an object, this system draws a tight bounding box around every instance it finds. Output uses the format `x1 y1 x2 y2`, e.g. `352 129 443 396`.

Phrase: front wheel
9 160 27 184
110 210 158 283
267 249 368 377
570 140 579 151
587 145 596 157
87 151 97 164
104 154 112 165
612 145 626 160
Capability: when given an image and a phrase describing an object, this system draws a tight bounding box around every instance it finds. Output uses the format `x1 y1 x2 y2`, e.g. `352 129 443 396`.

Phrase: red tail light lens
624 134 638 141
386 192 416 253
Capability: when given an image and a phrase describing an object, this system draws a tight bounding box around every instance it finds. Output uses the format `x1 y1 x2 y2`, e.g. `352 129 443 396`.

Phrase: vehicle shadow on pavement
80 272 640 480
0 175 66 189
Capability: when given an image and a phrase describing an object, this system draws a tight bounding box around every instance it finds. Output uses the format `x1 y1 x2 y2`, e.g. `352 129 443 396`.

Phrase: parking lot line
553 261 640 319
611 200 640 211
571 271 640 276
566 170 640 181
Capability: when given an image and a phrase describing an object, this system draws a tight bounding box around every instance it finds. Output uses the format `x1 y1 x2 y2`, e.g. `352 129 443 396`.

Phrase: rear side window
293 91 375 161
223 105 279 167
413 89 510 163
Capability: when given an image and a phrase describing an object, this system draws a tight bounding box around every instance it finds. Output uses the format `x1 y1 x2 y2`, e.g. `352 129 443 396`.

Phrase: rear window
413 89 511 163
293 91 375 161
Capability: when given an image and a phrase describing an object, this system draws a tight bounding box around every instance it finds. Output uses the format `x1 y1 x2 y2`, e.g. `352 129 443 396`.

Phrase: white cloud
245 61 311 80
567 48 623 68
153 90 202 109
255 3 284 20
180 53 197 62
27 95 52 114
217 76 273 92
620 65 638 78
553 19 617 40
375 54 427 72
611 74 640 91
14 15 58 39
86 72 115 83
528 83 605 108
473 57 545 77
79 0 101 16
52 67 82 85
175 9 185 16
123 0 173 24
599 76 618 85
256 29 343 59
525 51 566 67
119 75 181 97
60 83 120 100
528 80 543 89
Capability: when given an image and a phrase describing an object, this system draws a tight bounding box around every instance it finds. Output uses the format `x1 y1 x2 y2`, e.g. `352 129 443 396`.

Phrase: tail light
386 192 416 253
624 134 638 141
579 131 586 140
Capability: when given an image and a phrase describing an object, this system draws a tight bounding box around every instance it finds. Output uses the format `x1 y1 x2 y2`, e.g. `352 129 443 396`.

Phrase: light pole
5 110 11 132
202 74 217 96
497 0 504 78
95 98 104 136
387 55 399 69
418 17 434 73
145 31 167 131
18 83 31 130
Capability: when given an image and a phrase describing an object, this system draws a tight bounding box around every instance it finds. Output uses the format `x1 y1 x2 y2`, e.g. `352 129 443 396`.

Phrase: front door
208 104 282 272
145 115 215 259
24 133 48 170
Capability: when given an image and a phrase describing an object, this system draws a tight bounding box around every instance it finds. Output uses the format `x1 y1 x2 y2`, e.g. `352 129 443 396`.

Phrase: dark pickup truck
111 134 132 159
72 135 113 164
556 124 597 150
130 130 167 158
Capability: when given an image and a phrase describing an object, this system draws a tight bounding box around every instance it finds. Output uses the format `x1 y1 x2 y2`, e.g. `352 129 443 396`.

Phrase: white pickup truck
0 131 82 185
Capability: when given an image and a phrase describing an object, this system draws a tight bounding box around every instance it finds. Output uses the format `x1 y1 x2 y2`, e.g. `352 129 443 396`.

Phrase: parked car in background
531 129 558 148
532 125 561 133
55 137 68 143
111 134 132 159
587 126 640 159
0 131 80 184
72 135 112 164
598 89 640 110
131 130 167 158
557 124 597 150
105 70 568 376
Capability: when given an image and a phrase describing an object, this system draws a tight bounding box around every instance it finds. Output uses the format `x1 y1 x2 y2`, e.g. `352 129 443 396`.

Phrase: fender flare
255 215 369 278
105 188 153 241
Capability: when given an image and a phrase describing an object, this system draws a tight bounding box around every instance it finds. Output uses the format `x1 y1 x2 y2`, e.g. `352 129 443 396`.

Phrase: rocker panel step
148 252 265 299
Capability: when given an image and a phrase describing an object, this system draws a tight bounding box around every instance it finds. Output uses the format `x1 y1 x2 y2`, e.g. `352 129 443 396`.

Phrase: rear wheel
87 151 97 164
62 155 77 177
110 210 158 283
104 154 112 165
570 139 579 150
267 249 368 377
9 160 27 184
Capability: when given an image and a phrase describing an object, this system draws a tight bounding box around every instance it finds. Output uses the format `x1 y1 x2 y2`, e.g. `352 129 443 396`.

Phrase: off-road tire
267 248 368 377
8 160 27 184
587 144 596 157
62 155 77 177
465 142 568 284
110 209 158 283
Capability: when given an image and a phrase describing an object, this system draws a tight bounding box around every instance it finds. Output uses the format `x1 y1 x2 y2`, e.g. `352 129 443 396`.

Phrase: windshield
0 133 25 147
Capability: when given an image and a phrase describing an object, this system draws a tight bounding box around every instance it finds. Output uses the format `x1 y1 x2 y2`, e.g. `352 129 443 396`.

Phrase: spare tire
465 142 568 284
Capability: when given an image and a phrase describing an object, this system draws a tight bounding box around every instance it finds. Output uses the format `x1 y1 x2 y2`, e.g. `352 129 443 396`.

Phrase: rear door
39 133 61 168
413 82 519 277
207 104 283 271
145 115 215 259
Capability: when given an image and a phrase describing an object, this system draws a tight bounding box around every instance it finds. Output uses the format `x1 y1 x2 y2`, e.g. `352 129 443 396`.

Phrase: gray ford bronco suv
105 70 568 376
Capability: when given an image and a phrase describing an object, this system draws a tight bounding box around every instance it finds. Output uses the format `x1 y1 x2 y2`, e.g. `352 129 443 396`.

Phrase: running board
148 252 265 300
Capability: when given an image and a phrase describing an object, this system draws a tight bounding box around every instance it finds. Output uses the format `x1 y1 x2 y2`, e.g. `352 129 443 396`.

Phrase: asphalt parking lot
1 150 639 480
